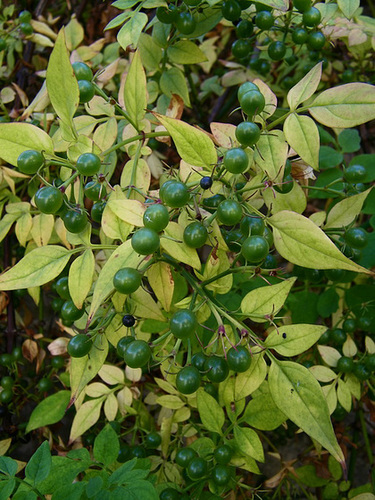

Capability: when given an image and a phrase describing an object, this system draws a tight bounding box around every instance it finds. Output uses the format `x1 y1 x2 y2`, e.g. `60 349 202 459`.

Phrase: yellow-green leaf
0 246 72 291
147 262 174 312
124 51 147 130
154 114 217 169
309 83 375 128
268 210 371 273
0 123 54 166
263 181 307 215
156 395 185 410
234 350 267 400
167 41 207 64
234 426 264 462
337 0 360 19
68 250 95 309
30 213 54 247
254 130 288 183
287 62 322 110
46 29 79 130
197 389 224 434
242 385 287 431
162 222 201 271
324 188 372 229
265 325 326 356
117 12 148 50
269 360 345 464
241 278 297 323
284 114 319 170
131 287 165 321
159 67 191 107
107 199 145 226
69 396 105 443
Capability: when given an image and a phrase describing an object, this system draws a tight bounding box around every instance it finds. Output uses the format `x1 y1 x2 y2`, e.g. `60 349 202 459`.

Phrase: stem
266 105 310 131
359 405 374 468
301 184 346 198
92 83 139 131
126 140 142 199
100 131 170 157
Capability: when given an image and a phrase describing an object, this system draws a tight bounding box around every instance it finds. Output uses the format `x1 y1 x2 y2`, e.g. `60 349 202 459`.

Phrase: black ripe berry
122 314 136 327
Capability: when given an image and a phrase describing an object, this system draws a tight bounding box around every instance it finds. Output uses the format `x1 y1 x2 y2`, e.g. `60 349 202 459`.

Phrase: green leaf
234 350 267 400
317 288 340 318
13 491 37 500
196 388 225 434
268 359 345 463
254 129 288 183
25 441 51 486
234 426 264 462
0 479 16 499
309 83 375 128
37 456 87 495
0 456 17 476
287 62 322 111
0 246 72 291
138 33 163 72
155 113 217 169
0 214 19 243
68 250 95 310
108 460 137 486
87 240 143 324
0 123 54 167
319 146 343 169
117 12 148 50
124 51 147 130
268 210 371 273
159 67 191 107
242 385 286 430
70 335 109 402
324 188 372 229
241 277 296 323
26 391 70 433
264 324 326 356
46 29 79 131
104 11 132 31
167 41 207 64
69 397 105 443
338 128 361 153
50 482 86 500
93 424 120 466
263 182 307 215
116 480 158 500
284 114 319 170
294 465 329 487
337 0 360 18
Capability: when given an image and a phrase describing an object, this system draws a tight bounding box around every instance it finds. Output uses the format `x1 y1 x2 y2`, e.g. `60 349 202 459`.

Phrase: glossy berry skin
17 150 44 174
307 31 325 50
324 269 347 282
176 366 201 394
217 200 242 225
0 389 13 404
343 318 356 333
222 0 241 21
337 356 354 373
227 346 251 372
175 447 197 468
118 445 132 463
268 41 286 61
240 216 265 236
238 82 259 101
0 38 6 51
156 6 176 24
122 314 136 327
72 62 93 81
212 464 232 485
61 300 84 322
84 181 104 201
294 0 311 11
262 253 277 269
214 444 233 464
358 316 371 331
292 28 308 44
331 328 346 346
235 121 261 146
160 181 189 208
344 227 368 249
76 153 101 176
203 194 225 211
55 276 70 300
117 336 135 358
113 267 142 295
183 222 208 248
35 186 63 214
37 378 52 392
236 19 254 38
63 209 88 233
344 164 366 182
170 309 197 339
200 176 213 190
132 445 147 458
78 80 95 103
91 201 106 223
186 457 208 480
143 204 169 232
255 11 274 30
365 354 375 372
232 39 252 59
20 22 33 35
1 376 14 389
145 431 162 449
204 356 229 383
68 334 92 358
303 7 321 27
175 12 196 34
123 340 151 368
223 148 249 174
51 356 65 369
240 90 265 116
191 352 208 372
353 363 371 381
19 10 32 22
160 488 180 500
131 228 160 255
241 235 269 263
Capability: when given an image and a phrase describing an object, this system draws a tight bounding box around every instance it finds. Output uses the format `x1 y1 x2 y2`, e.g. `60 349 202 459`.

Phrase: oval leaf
196 388 224 434
264 324 327 356
26 391 70 433
287 62 322 110
284 114 319 170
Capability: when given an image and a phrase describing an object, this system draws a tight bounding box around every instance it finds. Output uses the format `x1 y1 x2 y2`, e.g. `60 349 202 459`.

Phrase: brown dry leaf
210 122 238 148
48 337 69 356
22 339 38 362
0 292 9 315
291 160 316 186
36 348 46 373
